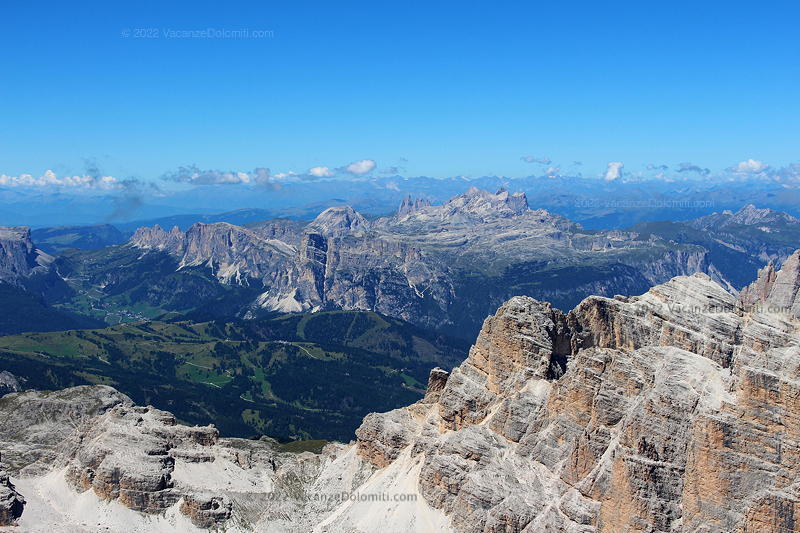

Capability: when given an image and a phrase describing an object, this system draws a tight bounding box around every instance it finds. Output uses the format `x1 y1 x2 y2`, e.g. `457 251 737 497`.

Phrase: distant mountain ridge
30 224 125 254
688 203 800 230
6 190 800 338
127 188 729 337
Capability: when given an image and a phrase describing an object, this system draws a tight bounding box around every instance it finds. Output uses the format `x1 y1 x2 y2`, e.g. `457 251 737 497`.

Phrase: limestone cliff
0 226 51 285
355 254 800 532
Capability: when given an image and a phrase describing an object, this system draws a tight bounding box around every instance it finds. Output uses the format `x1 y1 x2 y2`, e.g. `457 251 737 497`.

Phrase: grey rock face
397 195 432 216
0 226 51 285
0 468 25 526
0 385 131 476
62 403 222 520
131 221 297 285
355 254 800 532
0 385 376 531
0 371 23 396
739 249 800 317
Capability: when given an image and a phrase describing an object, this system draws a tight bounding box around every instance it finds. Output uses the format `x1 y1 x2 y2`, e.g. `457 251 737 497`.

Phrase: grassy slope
50 245 263 324
0 311 468 442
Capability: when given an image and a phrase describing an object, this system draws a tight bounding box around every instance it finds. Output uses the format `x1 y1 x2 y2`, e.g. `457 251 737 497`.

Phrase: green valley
0 310 468 442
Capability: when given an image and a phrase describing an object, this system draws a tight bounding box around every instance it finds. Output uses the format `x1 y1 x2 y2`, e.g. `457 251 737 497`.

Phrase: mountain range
121 188 800 337
2 250 799 531
3 188 800 340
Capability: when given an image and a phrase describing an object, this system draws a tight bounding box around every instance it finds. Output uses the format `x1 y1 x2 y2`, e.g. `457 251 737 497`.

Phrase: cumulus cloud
308 166 334 178
252 159 380 183
343 159 377 175
544 166 561 177
646 163 669 171
0 169 119 189
604 161 624 181
676 162 710 176
732 158 769 174
521 155 552 165
273 171 299 180
161 165 273 186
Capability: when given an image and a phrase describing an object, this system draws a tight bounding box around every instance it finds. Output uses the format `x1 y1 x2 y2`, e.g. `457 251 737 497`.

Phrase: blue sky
1 0 798 186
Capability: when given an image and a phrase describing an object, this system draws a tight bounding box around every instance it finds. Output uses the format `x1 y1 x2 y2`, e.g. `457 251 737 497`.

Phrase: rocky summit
1 253 800 531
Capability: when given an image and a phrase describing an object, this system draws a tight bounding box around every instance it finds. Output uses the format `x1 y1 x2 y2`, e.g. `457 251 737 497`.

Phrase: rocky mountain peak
130 224 185 254
442 187 529 220
130 222 296 285
0 225 51 284
690 204 799 230
0 226 33 244
307 205 368 236
730 203 798 225
739 248 800 317
397 195 432 216
354 268 800 531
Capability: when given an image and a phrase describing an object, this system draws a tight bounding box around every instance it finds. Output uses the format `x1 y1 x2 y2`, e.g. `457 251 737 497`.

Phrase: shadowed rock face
739 250 800 318
355 253 800 532
0 469 25 526
0 226 51 285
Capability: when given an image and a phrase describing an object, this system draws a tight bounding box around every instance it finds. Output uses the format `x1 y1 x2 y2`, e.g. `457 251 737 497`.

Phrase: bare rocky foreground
1 251 800 532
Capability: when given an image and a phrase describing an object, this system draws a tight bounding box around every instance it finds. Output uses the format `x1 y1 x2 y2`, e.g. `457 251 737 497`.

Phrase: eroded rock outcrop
0 226 51 285
131 222 296 285
0 468 25 526
355 256 800 532
0 371 23 396
0 386 377 531
739 249 800 317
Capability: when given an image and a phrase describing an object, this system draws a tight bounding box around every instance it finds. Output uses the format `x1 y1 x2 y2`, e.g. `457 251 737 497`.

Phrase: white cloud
273 171 299 180
0 170 119 188
544 166 560 177
308 166 334 178
733 158 769 174
161 165 273 185
604 161 624 181
343 159 376 175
